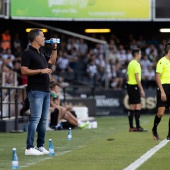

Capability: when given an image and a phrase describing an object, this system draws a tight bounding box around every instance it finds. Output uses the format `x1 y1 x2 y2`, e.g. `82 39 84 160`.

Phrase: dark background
1 18 170 49
155 0 170 18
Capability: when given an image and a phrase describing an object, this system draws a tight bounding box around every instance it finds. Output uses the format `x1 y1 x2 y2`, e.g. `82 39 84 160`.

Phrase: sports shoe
25 148 44 156
136 127 148 132
129 127 137 132
152 129 159 140
51 122 63 130
38 146 49 154
80 121 90 129
55 125 62 130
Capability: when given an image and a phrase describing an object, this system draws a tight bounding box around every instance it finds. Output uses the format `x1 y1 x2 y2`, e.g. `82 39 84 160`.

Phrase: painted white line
123 139 169 170
20 145 85 168
20 157 51 168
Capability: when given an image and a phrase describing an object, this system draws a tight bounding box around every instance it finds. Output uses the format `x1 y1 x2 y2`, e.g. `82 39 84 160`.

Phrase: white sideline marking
20 145 85 168
123 139 169 170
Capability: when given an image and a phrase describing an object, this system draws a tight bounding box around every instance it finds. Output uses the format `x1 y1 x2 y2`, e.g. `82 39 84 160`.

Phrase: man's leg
152 107 165 140
128 110 135 128
135 110 140 129
57 106 66 123
50 108 59 128
37 92 50 148
64 111 90 129
64 111 78 127
127 85 137 132
167 117 170 139
135 104 147 132
26 91 44 149
128 104 136 132
25 91 46 156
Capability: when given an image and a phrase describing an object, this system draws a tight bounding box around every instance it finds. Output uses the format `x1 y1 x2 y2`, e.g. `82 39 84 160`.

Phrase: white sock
77 120 83 127
55 122 61 127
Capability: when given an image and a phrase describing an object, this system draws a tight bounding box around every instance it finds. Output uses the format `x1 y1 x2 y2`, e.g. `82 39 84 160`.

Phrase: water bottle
67 127 72 140
45 38 60 44
12 148 19 169
49 139 54 156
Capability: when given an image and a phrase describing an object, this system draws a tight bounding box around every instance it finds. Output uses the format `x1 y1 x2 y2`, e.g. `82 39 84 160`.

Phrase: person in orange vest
1 30 11 50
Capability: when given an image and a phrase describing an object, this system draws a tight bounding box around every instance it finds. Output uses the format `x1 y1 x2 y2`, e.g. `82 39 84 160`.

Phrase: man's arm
135 73 145 98
50 100 59 108
126 74 129 82
21 66 52 76
156 73 166 102
55 91 61 105
48 43 58 64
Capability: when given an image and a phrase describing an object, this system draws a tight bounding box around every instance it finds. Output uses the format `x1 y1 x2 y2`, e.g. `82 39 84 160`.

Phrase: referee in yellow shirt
152 43 170 140
127 48 147 132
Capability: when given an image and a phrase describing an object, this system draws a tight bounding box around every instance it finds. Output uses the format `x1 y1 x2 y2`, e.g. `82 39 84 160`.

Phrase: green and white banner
11 0 151 21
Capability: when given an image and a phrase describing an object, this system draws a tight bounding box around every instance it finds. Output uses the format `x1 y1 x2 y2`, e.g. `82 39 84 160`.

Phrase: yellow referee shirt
156 56 170 84
127 60 141 85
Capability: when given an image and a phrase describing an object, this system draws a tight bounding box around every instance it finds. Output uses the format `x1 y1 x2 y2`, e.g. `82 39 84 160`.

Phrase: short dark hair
164 43 170 54
132 48 141 57
50 82 61 89
28 29 42 43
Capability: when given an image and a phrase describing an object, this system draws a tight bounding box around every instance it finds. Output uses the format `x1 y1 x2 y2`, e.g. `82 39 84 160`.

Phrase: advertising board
11 0 151 21
65 89 157 116
153 0 170 21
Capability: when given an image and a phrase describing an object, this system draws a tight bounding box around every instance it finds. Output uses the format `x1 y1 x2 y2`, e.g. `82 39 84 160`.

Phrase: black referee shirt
21 45 50 92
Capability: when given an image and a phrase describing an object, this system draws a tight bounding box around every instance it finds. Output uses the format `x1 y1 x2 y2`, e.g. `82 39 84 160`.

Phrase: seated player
50 88 90 130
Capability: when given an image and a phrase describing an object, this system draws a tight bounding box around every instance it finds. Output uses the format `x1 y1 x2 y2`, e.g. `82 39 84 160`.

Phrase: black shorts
157 84 170 108
127 84 141 104
50 108 59 127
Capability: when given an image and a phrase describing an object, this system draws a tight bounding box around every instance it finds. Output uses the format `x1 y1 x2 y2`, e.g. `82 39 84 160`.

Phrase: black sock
128 110 134 128
168 118 170 136
135 110 140 128
152 114 161 131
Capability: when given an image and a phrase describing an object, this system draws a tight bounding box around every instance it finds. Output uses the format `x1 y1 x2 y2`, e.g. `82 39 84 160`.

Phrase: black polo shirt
21 45 50 92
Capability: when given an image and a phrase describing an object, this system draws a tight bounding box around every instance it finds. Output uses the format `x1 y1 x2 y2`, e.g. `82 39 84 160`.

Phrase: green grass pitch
1 115 170 170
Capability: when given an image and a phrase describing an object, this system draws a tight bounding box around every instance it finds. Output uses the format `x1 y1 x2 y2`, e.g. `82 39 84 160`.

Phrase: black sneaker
54 125 62 130
129 127 137 132
167 136 170 140
54 122 63 130
136 127 148 132
152 129 159 140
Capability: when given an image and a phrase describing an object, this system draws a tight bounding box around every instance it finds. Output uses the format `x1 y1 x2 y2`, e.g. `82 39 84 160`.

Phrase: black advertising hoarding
154 0 170 21
95 89 156 116
65 89 157 116
94 90 124 116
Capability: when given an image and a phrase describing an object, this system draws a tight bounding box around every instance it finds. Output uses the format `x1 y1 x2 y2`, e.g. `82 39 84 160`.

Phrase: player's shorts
157 84 170 108
50 108 59 127
126 84 141 104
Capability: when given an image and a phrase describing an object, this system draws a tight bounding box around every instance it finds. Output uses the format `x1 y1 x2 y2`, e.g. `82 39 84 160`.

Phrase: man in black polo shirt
21 29 58 155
